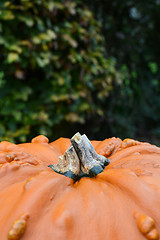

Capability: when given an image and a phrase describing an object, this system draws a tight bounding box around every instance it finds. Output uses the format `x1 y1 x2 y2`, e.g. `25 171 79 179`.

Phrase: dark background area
0 0 160 145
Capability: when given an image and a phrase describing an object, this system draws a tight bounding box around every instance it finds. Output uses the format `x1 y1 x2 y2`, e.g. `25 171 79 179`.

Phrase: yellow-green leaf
7 52 19 63
0 10 15 20
8 45 22 54
39 30 56 42
47 29 56 40
39 33 51 41
4 1 11 7
63 34 77 48
32 36 41 44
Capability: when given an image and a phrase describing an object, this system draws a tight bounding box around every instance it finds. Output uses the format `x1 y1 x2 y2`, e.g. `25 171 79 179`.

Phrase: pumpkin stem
49 132 109 180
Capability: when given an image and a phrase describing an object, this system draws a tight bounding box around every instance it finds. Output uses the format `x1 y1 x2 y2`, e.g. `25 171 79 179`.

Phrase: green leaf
36 57 49 67
0 124 5 135
12 111 22 121
18 15 34 27
148 62 158 74
0 72 5 88
0 37 4 45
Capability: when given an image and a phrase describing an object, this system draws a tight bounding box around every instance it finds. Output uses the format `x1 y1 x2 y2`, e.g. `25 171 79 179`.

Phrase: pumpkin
0 132 160 240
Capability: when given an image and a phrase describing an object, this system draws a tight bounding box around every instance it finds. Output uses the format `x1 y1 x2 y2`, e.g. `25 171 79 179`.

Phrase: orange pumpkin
0 133 160 240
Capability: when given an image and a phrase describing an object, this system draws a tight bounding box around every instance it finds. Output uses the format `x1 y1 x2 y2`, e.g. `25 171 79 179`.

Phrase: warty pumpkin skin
0 133 160 240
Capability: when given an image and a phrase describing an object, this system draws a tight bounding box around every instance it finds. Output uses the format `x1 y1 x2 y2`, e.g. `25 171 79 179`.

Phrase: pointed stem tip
49 132 109 180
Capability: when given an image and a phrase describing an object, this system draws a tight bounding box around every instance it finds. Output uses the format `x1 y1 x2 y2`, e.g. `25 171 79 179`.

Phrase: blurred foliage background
0 0 160 145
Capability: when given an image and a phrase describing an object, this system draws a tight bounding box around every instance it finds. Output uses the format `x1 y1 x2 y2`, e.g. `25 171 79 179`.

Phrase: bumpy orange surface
0 135 160 240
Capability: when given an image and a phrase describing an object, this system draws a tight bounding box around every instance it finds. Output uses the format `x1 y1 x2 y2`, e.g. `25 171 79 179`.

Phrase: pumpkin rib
99 168 160 212
1 170 73 240
107 153 160 171
56 176 147 240
49 137 71 154
95 137 122 157
108 144 160 163
18 143 61 165
0 162 46 191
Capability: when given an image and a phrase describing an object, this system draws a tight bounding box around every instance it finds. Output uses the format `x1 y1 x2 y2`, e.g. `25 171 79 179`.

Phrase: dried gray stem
49 132 109 180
